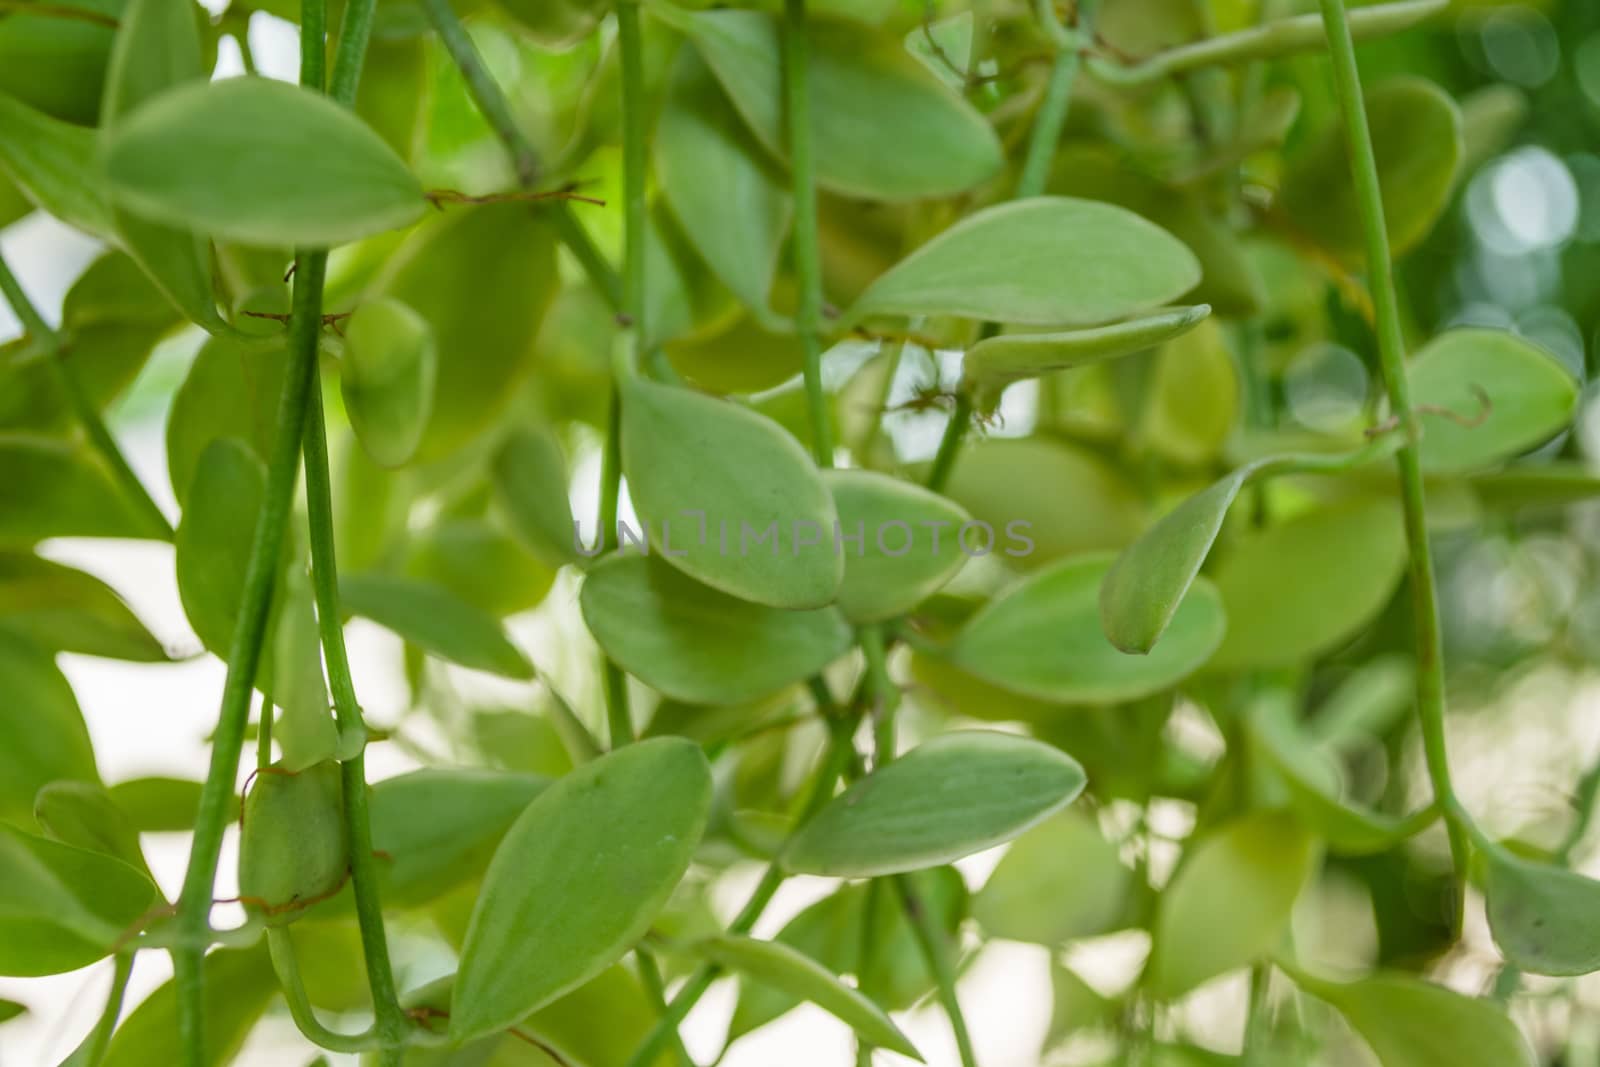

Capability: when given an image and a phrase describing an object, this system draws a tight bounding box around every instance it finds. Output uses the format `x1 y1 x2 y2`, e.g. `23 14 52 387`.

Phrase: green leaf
403 518 555 619
1147 812 1317 998
107 776 208 833
656 48 790 321
730 868 967 1038
826 468 971 623
174 438 270 660
1136 317 1240 466
1408 329 1579 474
0 630 98 823
0 4 116 127
580 554 854 706
492 426 581 569
104 76 426 247
843 198 1200 329
0 551 166 661
102 947 278 1067
374 204 558 459
165 333 289 506
972 810 1130 946
621 377 842 609
951 554 1225 703
665 311 807 395
962 306 1212 414
0 998 25 1024
369 768 548 907
785 731 1087 877
0 91 111 236
0 822 154 976
1209 498 1407 672
1287 968 1536 1067
0 436 162 543
697 935 922 1060
339 297 437 468
661 7 1002 201
34 780 146 871
339 572 535 679
943 437 1146 565
1280 76 1462 267
450 737 712 1041
1249 697 1435 855
100 0 231 334
1470 464 1600 512
1483 843 1600 977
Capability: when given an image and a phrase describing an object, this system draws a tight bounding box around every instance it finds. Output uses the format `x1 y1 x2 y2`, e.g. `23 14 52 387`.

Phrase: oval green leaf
0 91 110 236
622 377 842 609
1209 497 1407 672
339 572 534 679
339 297 437 468
104 76 426 247
1280 76 1462 267
972 809 1130 946
951 554 1225 704
962 305 1212 414
0 551 166 661
1147 812 1317 999
1408 329 1579 474
1288 968 1535 1067
661 7 1002 201
826 468 971 623
0 629 98 823
491 426 580 569
0 436 163 544
579 553 854 706
1483 843 1600 978
175 438 269 660
785 730 1087 878
0 822 154 976
844 198 1201 329
450 737 713 1041
698 935 922 1060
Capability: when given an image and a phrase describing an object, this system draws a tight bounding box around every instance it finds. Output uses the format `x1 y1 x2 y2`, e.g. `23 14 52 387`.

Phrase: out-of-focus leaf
1483 843 1600 978
0 91 110 236
661 6 1002 201
0 552 166 661
491 426 580 569
0 629 99 822
0 823 153 976
340 297 436 469
33 780 146 871
102 947 277 1067
973 810 1129 946
340 572 535 679
1280 76 1462 267
1147 812 1317 998
0 437 163 544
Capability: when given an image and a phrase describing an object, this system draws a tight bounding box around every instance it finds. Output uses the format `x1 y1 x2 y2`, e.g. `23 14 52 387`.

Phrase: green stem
71 951 134 1067
860 625 898 767
415 0 621 308
302 385 409 1055
895 873 978 1067
1015 0 1097 199
634 946 695 1067
266 928 380 1054
618 0 649 351
782 0 833 468
1316 0 1470 906
624 714 861 1067
173 0 382 1057
925 390 973 493
0 252 172 541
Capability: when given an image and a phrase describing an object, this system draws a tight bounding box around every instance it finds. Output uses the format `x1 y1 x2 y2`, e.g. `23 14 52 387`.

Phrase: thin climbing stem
266 928 380 1054
302 386 409 1060
0 252 172 541
1317 0 1471 902
783 0 834 468
624 712 862 1067
1015 0 1098 200
70 952 134 1067
172 0 383 1057
415 0 621 308
896 873 978 1067
927 0 1096 493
